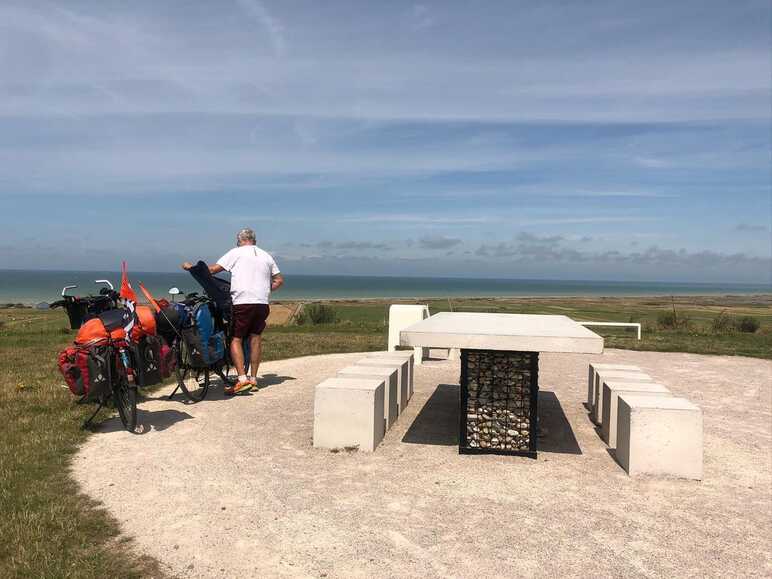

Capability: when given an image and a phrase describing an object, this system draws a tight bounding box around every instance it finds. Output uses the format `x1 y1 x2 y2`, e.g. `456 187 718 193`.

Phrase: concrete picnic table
400 312 604 457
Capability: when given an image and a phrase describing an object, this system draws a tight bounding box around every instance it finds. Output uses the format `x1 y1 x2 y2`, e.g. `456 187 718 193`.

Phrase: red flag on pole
138 282 162 313
120 261 138 302
119 261 137 337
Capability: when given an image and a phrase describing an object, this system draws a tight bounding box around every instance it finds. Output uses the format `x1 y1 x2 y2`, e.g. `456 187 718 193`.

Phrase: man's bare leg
248 334 262 382
230 337 246 377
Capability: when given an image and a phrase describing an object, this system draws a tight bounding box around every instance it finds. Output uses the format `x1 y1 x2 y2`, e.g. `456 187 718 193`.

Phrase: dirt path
72 350 772 578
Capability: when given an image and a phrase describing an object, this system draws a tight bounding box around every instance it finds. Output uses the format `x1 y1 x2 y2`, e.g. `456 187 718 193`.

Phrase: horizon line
1 268 769 288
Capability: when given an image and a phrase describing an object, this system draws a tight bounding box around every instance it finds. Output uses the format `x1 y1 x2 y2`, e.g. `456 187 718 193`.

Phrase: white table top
399 312 604 354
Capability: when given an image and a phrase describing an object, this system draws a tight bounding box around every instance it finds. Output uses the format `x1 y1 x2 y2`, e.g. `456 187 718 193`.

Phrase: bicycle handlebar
61 284 77 297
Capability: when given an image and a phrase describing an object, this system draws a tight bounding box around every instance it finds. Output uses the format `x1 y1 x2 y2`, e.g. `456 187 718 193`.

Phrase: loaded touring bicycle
53 262 248 431
54 273 174 432
158 261 249 403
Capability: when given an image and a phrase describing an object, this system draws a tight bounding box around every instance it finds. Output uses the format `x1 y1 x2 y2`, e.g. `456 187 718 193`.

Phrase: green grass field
0 295 769 577
324 295 772 359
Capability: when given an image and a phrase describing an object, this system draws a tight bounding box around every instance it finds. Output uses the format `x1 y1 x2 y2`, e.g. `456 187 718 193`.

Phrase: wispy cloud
474 240 771 271
235 0 286 57
311 240 393 251
734 223 769 233
0 2 768 122
340 214 495 225
406 4 435 31
336 213 652 226
418 235 462 250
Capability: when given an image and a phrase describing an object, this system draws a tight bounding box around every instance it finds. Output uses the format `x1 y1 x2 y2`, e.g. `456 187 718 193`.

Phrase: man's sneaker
231 379 253 395
248 376 258 387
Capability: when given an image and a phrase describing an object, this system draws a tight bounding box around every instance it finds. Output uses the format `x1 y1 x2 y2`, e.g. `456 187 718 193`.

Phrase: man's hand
181 262 193 271
271 274 284 292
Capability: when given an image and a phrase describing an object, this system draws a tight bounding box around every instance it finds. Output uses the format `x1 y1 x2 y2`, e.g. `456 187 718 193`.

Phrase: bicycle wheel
112 354 137 432
176 365 210 402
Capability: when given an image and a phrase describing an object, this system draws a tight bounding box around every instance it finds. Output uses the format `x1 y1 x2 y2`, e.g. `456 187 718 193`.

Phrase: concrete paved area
72 349 772 578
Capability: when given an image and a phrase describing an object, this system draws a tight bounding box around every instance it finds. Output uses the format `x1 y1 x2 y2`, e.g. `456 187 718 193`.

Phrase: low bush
657 310 689 330
738 316 760 333
711 312 736 334
297 303 338 325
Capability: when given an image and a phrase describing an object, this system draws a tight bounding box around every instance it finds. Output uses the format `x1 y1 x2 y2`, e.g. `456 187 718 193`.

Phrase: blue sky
0 0 770 282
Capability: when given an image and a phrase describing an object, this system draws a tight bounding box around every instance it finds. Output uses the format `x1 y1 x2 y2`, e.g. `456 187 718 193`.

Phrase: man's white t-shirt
216 245 280 305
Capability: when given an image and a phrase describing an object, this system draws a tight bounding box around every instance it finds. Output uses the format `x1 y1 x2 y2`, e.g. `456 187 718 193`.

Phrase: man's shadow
402 384 582 455
258 373 296 388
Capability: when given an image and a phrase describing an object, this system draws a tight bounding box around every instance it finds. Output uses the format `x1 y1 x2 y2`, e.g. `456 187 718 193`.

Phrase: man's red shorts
232 304 270 338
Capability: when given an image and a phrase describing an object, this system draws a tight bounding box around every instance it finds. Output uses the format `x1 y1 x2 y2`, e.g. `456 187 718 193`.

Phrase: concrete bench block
313 378 385 452
601 381 671 447
387 305 430 365
338 365 399 430
616 395 703 480
367 350 415 400
592 371 652 424
587 363 641 409
357 358 409 412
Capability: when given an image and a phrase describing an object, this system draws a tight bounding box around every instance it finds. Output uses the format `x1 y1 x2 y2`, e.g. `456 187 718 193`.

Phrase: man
182 228 283 395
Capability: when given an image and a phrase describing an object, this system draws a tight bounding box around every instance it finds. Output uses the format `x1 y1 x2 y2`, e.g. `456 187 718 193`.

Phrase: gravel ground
72 349 772 578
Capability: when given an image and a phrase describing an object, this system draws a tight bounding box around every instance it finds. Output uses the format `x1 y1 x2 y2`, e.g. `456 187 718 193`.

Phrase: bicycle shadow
95 408 193 434
141 372 296 404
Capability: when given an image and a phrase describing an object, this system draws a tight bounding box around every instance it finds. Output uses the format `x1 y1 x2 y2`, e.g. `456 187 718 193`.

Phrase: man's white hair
237 228 256 244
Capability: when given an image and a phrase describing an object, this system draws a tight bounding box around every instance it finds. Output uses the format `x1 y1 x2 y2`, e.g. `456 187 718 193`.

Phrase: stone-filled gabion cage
459 349 538 457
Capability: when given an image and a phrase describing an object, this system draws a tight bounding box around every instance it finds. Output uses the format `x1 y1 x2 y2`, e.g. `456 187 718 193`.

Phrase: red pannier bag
57 344 111 399
130 305 157 341
159 339 175 379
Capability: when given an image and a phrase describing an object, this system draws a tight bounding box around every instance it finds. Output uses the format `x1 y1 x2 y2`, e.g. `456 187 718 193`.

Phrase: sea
0 269 769 305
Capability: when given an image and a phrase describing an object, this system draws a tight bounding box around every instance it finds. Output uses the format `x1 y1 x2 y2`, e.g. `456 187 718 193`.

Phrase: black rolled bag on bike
187 260 232 322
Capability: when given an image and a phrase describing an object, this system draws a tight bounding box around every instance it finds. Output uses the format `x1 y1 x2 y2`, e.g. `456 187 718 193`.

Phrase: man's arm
181 261 225 274
271 273 284 292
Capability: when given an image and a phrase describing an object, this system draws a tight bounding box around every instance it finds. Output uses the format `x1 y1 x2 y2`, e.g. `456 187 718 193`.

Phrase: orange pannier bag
75 317 125 344
130 305 157 341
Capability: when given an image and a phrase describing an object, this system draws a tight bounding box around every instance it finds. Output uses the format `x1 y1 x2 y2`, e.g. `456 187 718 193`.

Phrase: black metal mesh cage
459 349 538 457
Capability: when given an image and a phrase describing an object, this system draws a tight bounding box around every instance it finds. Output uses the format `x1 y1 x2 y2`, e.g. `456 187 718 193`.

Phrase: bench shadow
96 408 194 434
401 385 582 455
538 391 582 455
604 448 625 472
402 383 459 446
